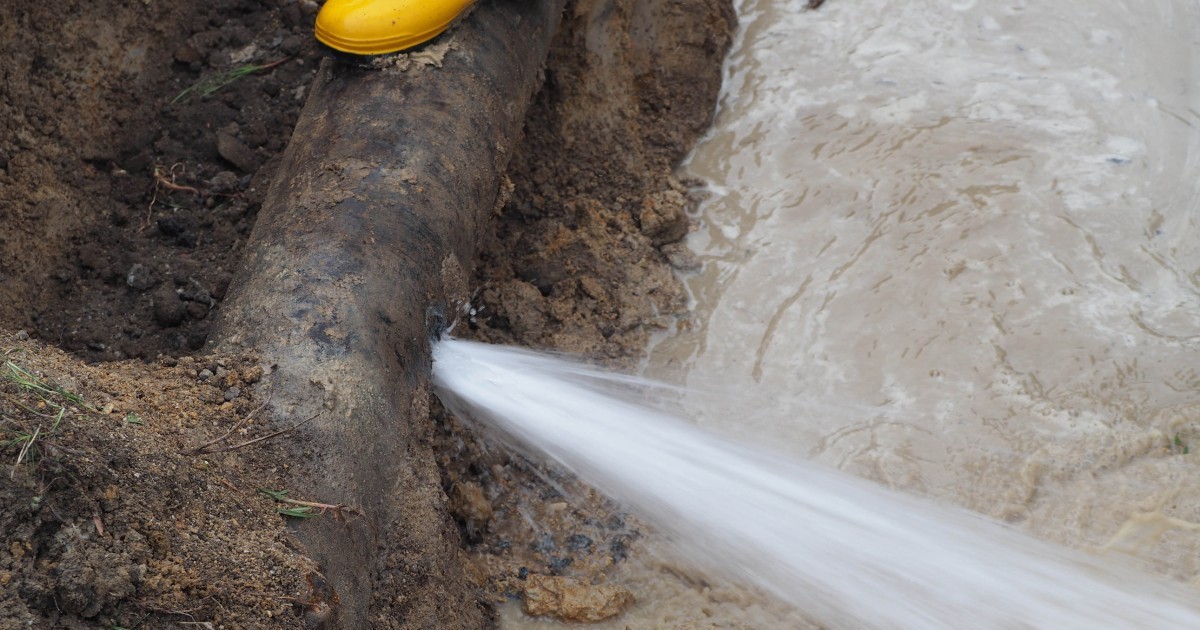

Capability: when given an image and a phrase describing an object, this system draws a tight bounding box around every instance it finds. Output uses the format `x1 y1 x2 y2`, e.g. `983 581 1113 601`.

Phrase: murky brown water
506 0 1200 625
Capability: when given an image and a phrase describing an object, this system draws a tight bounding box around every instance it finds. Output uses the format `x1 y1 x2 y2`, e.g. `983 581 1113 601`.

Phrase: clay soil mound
0 0 733 627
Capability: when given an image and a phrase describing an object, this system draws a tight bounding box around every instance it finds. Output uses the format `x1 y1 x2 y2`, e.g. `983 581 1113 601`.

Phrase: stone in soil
522 574 636 623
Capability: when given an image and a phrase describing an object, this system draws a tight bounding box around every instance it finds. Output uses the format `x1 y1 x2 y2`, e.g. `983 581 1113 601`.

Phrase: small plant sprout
124 413 143 426
3 359 94 411
258 488 366 524
171 58 290 104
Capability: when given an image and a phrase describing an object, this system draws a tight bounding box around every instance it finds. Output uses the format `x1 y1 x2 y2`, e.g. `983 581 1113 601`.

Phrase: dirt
0 0 734 627
0 336 316 628
465 0 733 362
1 0 325 363
438 0 736 621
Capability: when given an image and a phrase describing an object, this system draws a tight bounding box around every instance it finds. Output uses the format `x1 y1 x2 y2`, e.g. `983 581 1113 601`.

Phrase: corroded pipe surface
209 1 567 626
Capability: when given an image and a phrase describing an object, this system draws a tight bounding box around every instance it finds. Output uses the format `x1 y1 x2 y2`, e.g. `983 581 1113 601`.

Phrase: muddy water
653 0 1200 534
505 0 1200 626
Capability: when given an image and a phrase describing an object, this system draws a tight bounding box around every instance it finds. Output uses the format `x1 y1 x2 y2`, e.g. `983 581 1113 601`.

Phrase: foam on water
433 338 1200 629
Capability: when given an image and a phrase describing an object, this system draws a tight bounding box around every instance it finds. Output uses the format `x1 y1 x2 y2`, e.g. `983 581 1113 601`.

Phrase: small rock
208 170 240 194
157 216 196 247
198 369 214 381
185 302 209 321
577 277 607 301
15 330 29 341
126 263 158 291
216 132 261 173
450 481 493 523
660 242 701 272
522 575 634 623
242 365 264 384
229 43 258 64
157 216 189 238
638 189 690 245
223 387 241 402
280 34 305 56
173 43 203 65
494 280 549 337
152 288 187 327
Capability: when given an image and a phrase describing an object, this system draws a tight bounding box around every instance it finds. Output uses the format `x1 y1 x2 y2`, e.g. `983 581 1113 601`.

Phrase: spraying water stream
433 338 1200 627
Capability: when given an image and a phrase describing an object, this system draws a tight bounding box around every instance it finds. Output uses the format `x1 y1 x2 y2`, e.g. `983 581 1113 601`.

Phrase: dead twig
267 494 363 519
185 395 271 455
13 422 41 465
153 167 202 195
259 488 377 540
144 162 191 231
201 412 319 454
132 596 212 621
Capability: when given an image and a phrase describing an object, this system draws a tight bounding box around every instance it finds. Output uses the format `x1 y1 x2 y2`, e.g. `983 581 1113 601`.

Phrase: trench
0 0 733 626
201 2 567 626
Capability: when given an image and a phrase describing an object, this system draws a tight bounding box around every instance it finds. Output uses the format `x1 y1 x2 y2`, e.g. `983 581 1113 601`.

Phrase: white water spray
433 338 1200 629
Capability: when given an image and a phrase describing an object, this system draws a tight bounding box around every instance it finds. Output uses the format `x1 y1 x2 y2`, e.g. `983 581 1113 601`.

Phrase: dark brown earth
0 0 734 627
441 0 736 619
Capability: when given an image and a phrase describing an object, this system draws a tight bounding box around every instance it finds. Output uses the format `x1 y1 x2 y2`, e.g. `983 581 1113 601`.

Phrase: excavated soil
0 0 733 627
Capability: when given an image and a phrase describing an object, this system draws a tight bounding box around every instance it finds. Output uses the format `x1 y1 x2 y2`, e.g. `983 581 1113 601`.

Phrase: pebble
126 263 158 291
223 387 241 402
217 132 261 173
522 575 634 623
152 288 187 327
242 365 264 384
209 170 240 194
451 481 494 523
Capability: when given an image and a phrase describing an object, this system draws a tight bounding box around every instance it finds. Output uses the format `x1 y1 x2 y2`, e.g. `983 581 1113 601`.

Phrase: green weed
3 360 91 409
1 357 92 476
259 488 365 523
171 58 289 104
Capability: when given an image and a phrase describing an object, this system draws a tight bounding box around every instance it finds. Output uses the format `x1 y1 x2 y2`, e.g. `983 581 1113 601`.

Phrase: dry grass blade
185 395 272 454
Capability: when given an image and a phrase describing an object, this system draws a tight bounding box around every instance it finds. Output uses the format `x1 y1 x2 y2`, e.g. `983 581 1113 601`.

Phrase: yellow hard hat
314 0 476 56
